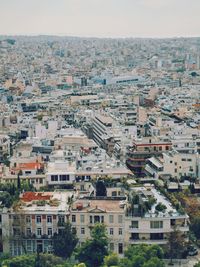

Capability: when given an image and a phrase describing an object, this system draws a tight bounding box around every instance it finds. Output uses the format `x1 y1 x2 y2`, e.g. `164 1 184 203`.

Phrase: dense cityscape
0 35 200 266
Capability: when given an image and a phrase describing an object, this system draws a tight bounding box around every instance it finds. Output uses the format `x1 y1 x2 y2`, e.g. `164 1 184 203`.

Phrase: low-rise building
5 191 73 256
70 185 189 255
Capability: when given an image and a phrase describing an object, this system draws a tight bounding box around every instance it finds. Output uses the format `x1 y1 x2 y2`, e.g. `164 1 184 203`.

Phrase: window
90 216 93 224
112 191 117 197
37 228 42 236
26 216 31 224
131 233 139 240
36 216 41 224
47 216 52 224
109 215 114 223
47 228 52 236
119 228 123 235
150 233 163 240
118 215 123 224
26 240 32 253
159 146 162 151
109 228 114 235
81 228 85 235
150 221 163 229
58 215 65 224
94 216 100 223
51 175 58 181
131 221 138 228
80 185 85 191
26 228 31 236
80 215 85 223
60 175 70 181
118 243 123 254
110 243 114 251
72 215 76 223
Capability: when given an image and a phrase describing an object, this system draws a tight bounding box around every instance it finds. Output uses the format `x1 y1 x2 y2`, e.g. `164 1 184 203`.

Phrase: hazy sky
0 0 199 38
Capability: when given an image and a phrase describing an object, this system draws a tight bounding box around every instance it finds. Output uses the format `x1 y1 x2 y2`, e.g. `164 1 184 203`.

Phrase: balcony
145 164 157 176
129 238 167 245
129 227 172 234
129 226 189 234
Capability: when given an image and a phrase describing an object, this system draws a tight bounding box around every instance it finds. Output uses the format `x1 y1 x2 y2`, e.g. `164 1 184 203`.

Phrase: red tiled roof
19 162 42 170
21 192 52 202
14 162 43 171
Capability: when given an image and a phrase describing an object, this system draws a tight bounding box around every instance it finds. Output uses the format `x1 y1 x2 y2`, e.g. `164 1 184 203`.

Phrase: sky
0 0 199 38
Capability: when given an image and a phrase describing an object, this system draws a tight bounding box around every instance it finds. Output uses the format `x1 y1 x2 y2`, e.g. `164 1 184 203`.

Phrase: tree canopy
165 228 186 263
76 223 108 267
96 180 107 197
53 221 78 259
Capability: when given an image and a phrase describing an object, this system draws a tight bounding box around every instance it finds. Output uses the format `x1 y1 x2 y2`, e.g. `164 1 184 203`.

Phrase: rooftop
72 198 125 213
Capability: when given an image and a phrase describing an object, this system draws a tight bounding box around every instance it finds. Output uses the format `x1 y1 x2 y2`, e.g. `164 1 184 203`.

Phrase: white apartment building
92 114 114 151
46 161 76 187
125 187 189 246
70 186 189 255
145 150 199 180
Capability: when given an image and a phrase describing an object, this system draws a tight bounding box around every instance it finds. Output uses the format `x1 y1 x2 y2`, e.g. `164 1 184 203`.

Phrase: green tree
76 223 108 267
96 180 107 197
166 228 185 264
2 254 35 267
2 254 65 267
104 253 119 267
73 264 86 267
0 192 13 208
155 203 167 213
39 254 64 267
194 262 200 267
121 244 164 267
131 255 146 267
190 217 200 239
53 221 78 259
0 253 10 265
142 257 164 267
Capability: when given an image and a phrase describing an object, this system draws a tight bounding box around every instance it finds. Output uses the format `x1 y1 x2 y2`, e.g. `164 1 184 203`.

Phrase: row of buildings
0 184 189 256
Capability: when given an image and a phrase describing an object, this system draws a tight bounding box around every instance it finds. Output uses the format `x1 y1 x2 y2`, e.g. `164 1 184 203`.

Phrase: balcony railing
129 227 171 234
129 238 168 245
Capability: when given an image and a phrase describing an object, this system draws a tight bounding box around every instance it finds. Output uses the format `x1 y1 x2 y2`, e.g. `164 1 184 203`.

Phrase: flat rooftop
72 199 125 213
17 191 74 213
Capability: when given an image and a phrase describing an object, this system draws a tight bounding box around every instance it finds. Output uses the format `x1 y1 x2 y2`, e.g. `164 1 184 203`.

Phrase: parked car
187 245 198 256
